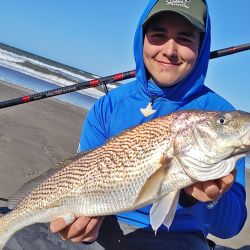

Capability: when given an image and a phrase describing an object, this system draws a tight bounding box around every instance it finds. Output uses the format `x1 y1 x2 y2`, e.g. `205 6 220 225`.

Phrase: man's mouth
156 60 181 67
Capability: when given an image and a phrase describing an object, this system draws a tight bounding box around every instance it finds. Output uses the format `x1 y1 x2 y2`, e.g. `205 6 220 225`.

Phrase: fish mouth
240 130 250 149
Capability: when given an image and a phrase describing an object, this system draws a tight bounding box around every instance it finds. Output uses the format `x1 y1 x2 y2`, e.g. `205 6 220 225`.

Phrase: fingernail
57 213 76 226
61 236 67 241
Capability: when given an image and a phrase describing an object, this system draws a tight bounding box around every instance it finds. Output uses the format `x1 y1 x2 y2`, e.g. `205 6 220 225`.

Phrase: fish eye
217 117 227 125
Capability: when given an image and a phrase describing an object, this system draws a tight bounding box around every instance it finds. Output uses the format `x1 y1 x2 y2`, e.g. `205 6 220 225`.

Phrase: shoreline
0 80 249 249
0 79 88 199
0 66 98 110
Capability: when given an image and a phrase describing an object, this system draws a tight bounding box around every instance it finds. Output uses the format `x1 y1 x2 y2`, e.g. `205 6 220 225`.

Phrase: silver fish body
1 110 250 249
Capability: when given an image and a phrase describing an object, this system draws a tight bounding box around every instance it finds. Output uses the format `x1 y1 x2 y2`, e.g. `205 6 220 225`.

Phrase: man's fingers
61 216 92 240
50 214 76 233
70 235 97 243
218 171 236 193
203 180 220 200
70 217 104 243
185 181 219 202
185 182 211 202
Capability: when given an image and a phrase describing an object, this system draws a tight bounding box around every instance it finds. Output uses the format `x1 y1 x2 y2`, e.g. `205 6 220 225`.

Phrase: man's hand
50 216 104 243
184 169 237 203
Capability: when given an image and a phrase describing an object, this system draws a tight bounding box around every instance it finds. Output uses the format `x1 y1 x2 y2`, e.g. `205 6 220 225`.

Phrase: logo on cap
166 0 191 9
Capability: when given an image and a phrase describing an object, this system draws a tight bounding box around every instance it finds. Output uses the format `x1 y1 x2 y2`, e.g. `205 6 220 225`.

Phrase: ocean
0 65 97 110
0 42 249 168
0 43 120 110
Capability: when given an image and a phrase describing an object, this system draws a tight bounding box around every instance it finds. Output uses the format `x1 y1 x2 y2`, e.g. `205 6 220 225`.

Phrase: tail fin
0 214 13 250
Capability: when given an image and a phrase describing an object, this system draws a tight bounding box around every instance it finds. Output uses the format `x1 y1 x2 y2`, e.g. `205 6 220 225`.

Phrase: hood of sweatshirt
133 0 211 103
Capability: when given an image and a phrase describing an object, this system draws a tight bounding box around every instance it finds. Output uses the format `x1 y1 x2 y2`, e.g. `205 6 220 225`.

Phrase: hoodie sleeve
78 95 112 153
186 158 247 238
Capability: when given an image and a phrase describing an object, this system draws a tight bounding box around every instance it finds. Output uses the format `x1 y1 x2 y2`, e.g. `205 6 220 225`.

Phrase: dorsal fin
8 168 60 209
8 150 92 209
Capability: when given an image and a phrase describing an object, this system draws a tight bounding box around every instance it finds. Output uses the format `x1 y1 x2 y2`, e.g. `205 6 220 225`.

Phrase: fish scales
1 110 250 249
0 113 176 242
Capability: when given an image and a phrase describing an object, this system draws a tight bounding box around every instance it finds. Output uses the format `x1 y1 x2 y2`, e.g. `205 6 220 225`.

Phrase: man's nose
162 39 178 58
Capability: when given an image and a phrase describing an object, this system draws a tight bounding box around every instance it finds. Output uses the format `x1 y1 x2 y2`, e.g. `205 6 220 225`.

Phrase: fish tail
0 236 9 250
0 205 67 249
0 214 14 250
0 209 33 249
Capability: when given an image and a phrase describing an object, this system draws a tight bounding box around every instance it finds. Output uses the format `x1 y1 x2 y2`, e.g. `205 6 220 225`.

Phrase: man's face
143 12 201 87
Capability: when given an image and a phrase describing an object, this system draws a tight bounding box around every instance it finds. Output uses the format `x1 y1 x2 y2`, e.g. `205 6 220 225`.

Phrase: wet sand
0 80 87 200
0 80 249 249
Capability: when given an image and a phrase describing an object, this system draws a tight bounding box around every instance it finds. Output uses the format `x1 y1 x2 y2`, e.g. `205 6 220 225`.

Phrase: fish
1 110 250 249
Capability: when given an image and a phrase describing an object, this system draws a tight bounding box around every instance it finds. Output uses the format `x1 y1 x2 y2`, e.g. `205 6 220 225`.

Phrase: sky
0 0 249 111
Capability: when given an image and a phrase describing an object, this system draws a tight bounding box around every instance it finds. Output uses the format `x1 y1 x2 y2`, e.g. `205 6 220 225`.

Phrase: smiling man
143 12 201 87
50 0 247 249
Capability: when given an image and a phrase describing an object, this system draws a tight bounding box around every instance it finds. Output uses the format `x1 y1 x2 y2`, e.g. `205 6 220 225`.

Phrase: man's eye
178 37 192 43
152 33 164 38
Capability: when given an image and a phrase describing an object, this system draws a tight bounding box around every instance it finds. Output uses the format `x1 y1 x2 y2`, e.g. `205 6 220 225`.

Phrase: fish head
173 110 250 181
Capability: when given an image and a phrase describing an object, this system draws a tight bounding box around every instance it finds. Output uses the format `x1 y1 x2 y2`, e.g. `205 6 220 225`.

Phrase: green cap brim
143 10 205 32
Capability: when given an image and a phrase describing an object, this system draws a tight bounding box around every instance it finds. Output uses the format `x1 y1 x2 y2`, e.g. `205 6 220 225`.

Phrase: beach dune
0 80 249 249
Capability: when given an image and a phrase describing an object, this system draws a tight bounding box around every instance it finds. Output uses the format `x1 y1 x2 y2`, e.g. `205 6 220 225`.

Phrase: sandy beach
0 80 249 249
0 80 87 200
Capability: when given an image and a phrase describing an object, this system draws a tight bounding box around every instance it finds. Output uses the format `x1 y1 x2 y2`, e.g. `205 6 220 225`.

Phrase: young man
50 0 247 249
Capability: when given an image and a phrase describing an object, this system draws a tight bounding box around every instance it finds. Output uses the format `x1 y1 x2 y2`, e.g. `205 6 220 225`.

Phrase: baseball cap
143 0 206 32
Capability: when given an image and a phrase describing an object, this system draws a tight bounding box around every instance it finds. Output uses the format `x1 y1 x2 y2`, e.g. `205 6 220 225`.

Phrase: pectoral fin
150 189 180 232
132 157 171 209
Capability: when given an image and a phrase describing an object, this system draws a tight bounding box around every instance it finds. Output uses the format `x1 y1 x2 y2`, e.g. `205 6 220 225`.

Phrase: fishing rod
209 42 250 59
0 42 250 109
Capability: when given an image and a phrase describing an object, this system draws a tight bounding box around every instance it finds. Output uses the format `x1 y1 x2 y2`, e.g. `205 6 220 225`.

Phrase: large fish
1 110 250 249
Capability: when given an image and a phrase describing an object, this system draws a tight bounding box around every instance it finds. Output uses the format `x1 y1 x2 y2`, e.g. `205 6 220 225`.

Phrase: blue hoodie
78 0 247 238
